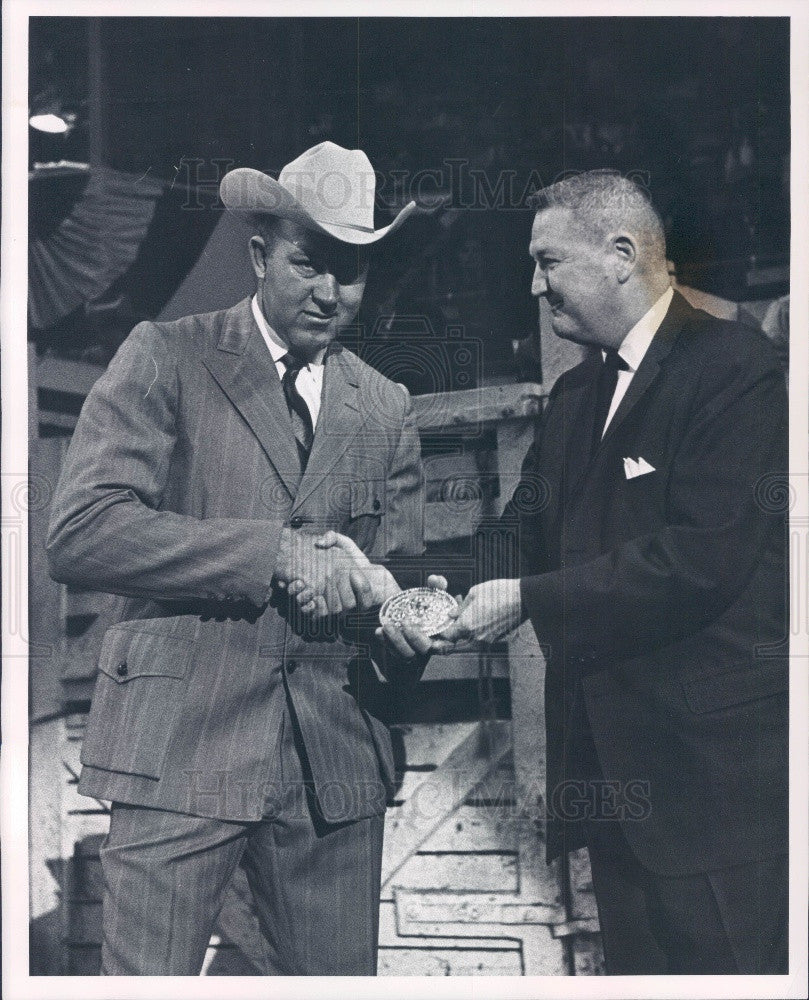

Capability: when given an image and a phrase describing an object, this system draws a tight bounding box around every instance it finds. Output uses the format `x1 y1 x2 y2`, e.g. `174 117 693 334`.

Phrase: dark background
29 16 790 381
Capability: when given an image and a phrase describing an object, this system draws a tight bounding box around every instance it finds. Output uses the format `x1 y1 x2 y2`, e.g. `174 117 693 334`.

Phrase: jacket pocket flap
349 480 386 517
98 625 194 683
680 660 788 714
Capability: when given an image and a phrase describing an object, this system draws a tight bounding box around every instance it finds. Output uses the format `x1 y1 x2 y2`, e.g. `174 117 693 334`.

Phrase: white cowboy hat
219 141 417 245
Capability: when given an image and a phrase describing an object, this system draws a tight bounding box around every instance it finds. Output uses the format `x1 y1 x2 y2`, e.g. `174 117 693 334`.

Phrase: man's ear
612 234 637 283
249 236 267 280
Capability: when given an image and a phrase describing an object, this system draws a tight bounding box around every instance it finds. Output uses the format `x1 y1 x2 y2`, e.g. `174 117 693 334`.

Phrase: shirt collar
250 295 325 368
607 285 674 372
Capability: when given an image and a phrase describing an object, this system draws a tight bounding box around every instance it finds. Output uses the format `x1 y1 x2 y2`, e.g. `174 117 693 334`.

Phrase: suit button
290 516 304 529
286 659 297 674
116 661 128 677
373 498 381 511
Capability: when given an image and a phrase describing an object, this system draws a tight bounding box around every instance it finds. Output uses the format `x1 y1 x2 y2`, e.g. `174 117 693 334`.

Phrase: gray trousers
98 704 385 975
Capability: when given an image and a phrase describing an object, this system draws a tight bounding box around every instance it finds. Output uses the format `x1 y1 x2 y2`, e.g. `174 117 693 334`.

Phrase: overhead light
30 112 71 134
29 93 77 135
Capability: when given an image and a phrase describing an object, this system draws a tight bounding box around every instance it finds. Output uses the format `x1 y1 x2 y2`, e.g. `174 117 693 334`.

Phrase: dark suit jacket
511 291 788 876
46 297 425 824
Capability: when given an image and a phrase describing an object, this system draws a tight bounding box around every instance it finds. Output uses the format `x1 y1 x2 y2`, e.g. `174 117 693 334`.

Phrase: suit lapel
292 345 364 512
558 353 601 504
202 299 302 499
597 290 688 453
562 290 690 510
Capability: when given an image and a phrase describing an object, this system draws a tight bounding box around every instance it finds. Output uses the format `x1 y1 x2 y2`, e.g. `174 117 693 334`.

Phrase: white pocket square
623 456 656 479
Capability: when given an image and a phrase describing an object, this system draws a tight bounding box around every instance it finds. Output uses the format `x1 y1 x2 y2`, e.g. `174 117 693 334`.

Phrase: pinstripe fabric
47 296 425 826
100 701 384 975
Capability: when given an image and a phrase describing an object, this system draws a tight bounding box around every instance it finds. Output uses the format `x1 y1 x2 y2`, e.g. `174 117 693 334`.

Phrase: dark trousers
584 819 788 975
98 704 385 975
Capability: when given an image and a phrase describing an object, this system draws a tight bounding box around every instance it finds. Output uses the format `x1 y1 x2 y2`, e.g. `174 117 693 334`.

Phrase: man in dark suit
364 170 789 973
46 142 434 975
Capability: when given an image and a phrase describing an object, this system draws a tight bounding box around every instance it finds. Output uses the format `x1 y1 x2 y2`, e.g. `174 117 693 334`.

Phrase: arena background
29 17 789 381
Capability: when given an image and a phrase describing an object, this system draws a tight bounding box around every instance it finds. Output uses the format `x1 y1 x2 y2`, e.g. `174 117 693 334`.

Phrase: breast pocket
80 624 194 779
611 462 666 535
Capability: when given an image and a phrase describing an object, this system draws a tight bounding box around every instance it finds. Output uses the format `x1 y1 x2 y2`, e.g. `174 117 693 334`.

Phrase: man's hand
379 579 523 658
315 533 453 664
275 528 376 617
285 532 452 662
438 579 524 646
375 610 454 660
284 530 399 616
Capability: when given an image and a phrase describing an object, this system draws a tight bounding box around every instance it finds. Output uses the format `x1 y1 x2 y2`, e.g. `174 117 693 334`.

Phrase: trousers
584 819 788 975
98 700 385 975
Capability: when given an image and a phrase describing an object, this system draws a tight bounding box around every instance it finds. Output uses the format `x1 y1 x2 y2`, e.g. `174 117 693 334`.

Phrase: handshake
275 529 524 658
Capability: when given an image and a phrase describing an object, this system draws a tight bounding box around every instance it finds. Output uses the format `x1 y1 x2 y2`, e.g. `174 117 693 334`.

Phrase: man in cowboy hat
46 141 436 975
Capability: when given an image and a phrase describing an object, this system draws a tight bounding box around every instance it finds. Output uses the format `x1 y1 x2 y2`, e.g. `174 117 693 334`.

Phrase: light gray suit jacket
46 297 425 823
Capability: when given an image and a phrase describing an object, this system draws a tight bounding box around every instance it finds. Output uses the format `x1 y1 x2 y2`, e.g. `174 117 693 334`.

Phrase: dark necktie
591 348 629 457
280 353 314 468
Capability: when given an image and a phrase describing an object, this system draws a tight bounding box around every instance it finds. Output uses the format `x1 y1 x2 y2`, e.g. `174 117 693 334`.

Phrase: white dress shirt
601 285 674 436
251 295 325 428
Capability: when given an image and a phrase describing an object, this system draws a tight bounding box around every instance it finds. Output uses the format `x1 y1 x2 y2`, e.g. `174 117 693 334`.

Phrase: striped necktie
280 353 314 468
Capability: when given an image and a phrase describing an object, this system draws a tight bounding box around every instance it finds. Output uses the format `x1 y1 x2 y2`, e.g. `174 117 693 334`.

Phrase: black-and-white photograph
3 1 807 993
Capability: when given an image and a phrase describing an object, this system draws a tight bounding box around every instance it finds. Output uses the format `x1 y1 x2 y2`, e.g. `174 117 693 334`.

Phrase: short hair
528 170 666 264
248 213 280 248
